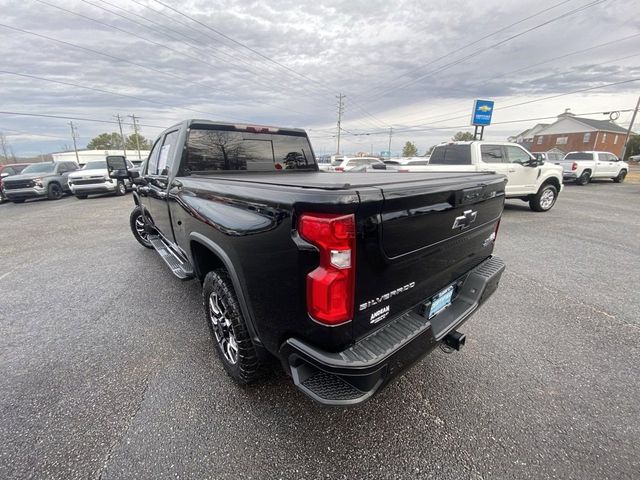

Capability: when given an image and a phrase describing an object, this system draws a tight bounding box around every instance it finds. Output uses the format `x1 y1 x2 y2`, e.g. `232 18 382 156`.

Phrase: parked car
2 161 78 203
557 151 629 185
628 154 640 162
397 159 431 172
107 120 506 406
328 156 385 172
422 141 563 212
0 163 31 203
68 158 134 199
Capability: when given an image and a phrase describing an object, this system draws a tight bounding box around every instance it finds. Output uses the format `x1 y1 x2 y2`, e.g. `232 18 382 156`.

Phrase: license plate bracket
428 285 455 319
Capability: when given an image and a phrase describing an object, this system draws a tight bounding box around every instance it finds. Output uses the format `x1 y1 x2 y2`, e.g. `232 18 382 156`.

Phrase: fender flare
189 232 262 347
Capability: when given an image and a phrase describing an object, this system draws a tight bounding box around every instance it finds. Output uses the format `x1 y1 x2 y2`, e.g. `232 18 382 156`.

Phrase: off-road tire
203 269 264 384
47 183 63 200
576 171 590 186
613 170 627 183
129 206 153 249
529 184 558 212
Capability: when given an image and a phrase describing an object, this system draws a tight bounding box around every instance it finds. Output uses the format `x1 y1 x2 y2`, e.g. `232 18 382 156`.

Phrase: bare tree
0 132 12 164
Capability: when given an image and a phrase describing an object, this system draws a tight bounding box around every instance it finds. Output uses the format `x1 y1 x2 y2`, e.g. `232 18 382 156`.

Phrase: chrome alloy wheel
134 215 148 241
540 188 555 210
208 292 239 364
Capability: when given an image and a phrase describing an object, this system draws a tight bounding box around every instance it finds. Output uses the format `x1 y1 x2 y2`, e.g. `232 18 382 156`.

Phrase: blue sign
471 99 494 126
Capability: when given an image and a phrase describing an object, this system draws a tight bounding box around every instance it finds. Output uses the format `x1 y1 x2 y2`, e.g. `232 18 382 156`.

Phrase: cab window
146 138 163 175
480 145 504 163
504 146 531 164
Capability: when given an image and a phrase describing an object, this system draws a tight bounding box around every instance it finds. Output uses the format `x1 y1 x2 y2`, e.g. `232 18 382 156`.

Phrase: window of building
556 137 568 145
536 136 543 145
583 133 591 143
614 135 618 144
602 133 607 143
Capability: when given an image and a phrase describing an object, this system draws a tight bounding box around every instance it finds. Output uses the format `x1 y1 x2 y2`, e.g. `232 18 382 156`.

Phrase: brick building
530 111 628 157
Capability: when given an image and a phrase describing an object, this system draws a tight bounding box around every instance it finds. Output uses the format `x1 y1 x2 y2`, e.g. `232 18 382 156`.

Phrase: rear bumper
4 187 46 200
280 255 506 406
563 172 577 180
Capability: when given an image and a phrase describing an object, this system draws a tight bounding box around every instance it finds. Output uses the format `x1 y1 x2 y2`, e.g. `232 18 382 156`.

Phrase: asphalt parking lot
1 181 639 480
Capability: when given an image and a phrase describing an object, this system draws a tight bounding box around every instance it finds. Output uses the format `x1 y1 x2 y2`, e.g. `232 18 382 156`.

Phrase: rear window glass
183 129 315 174
429 145 472 165
565 152 594 160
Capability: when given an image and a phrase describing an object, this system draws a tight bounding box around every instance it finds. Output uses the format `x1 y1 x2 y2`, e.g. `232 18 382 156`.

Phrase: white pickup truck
557 151 629 185
422 141 563 212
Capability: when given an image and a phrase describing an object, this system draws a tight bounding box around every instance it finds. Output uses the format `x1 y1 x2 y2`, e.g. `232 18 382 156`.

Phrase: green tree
402 141 418 157
86 132 151 150
126 133 151 150
86 132 124 150
452 131 475 141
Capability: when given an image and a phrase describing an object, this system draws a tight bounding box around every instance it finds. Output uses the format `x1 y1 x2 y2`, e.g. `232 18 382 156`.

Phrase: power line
387 40 640 127
361 0 576 98
362 0 608 103
146 0 392 128
0 111 168 129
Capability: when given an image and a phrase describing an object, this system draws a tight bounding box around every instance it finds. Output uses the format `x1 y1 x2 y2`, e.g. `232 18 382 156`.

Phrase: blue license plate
429 285 455 319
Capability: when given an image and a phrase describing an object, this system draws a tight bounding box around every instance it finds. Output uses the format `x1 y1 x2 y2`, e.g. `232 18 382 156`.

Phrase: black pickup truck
108 120 506 406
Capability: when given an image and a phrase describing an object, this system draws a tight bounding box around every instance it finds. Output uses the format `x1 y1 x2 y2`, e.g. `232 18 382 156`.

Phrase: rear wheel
129 206 153 249
115 180 126 196
576 171 590 185
47 183 63 200
613 170 627 183
203 269 264 384
529 184 558 212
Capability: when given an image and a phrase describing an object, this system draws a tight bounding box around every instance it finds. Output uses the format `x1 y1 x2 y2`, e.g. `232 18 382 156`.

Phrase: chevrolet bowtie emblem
452 210 478 230
478 105 492 112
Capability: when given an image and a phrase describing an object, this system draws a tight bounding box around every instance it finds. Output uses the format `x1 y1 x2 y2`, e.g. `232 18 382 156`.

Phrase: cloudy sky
1 0 639 157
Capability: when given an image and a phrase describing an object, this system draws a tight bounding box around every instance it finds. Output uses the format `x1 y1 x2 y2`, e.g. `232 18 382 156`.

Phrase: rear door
477 144 513 191
597 153 616 176
142 131 178 241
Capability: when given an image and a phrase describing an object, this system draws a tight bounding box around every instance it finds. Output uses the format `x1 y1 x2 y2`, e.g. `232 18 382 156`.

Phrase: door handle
157 191 167 199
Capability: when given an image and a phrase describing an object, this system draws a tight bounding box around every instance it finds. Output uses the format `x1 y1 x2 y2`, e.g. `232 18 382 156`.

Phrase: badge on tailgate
452 209 477 230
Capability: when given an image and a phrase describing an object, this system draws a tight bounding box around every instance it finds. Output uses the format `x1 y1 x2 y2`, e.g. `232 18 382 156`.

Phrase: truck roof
164 119 307 136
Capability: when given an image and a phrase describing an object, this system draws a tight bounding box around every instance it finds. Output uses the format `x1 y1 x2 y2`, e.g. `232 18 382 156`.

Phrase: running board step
147 235 195 280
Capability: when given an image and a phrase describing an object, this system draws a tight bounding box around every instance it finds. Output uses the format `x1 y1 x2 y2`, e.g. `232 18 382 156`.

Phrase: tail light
494 218 501 240
334 167 344 172
398 168 409 173
571 162 578 171
298 213 356 325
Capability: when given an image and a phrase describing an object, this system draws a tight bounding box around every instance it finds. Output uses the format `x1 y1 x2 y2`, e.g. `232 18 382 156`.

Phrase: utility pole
621 95 640 161
114 114 127 158
388 127 393 158
128 114 142 161
336 93 345 155
68 121 80 164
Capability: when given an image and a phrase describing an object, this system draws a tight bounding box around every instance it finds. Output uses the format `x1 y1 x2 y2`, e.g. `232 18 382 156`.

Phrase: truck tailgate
353 172 505 340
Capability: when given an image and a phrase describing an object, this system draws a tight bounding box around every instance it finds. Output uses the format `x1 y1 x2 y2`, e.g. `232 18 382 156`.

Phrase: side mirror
106 155 131 179
0 172 9 178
